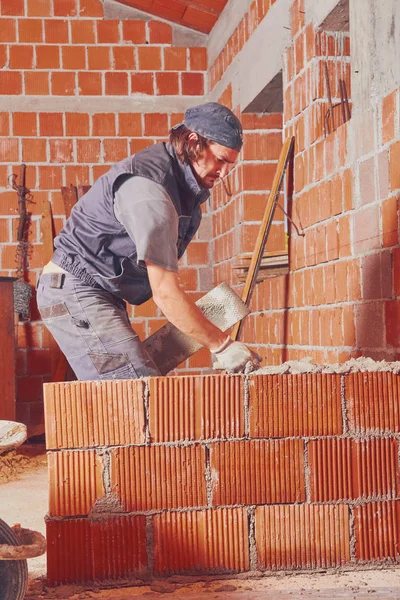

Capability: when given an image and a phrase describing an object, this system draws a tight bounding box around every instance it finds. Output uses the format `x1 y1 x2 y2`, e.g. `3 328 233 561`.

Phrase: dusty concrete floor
1 448 400 600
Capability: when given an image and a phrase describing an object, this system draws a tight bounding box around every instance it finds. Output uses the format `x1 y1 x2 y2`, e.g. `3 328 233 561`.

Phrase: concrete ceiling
113 0 229 33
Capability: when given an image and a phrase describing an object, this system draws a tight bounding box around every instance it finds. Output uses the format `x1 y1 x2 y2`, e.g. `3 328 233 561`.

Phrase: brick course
44 372 400 585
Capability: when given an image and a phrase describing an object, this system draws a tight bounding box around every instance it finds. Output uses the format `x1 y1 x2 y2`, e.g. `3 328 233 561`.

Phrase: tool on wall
10 164 34 321
231 136 298 342
324 61 351 135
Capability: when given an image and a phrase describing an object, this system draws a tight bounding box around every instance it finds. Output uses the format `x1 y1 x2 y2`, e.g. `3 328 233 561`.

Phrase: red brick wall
0 0 209 432
275 0 398 365
44 372 400 584
3 0 400 434
209 0 399 366
209 0 277 92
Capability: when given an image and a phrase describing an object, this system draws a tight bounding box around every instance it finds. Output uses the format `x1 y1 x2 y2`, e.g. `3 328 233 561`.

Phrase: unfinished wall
0 0 210 435
2 0 400 434
207 0 400 366
44 372 400 584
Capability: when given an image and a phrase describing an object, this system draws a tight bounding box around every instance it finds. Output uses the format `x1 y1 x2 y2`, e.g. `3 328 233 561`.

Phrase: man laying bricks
37 102 261 380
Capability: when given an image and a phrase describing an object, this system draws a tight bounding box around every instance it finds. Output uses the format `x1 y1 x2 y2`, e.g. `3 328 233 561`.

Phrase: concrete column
350 0 400 111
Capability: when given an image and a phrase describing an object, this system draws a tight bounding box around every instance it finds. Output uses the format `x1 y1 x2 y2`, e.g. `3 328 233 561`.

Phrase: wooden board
0 279 16 421
77 185 91 199
231 137 295 341
61 185 78 220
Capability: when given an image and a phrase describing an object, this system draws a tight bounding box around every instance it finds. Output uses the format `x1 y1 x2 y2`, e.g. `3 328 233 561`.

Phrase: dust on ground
24 567 400 599
253 356 400 375
0 446 47 484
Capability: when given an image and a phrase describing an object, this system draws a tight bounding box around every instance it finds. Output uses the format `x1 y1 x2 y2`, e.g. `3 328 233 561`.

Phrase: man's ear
188 132 199 142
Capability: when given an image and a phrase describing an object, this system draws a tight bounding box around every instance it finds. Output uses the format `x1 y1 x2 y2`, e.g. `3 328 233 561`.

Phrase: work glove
212 337 262 374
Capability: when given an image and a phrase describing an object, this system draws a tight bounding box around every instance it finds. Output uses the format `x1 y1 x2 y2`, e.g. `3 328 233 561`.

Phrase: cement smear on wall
254 356 400 375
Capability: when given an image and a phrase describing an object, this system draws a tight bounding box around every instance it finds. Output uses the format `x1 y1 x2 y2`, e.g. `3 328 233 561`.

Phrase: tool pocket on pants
88 352 138 379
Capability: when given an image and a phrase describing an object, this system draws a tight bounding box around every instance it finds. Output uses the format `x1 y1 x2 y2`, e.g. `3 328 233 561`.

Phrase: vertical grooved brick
112 445 207 511
46 516 147 585
256 504 351 570
309 438 400 501
346 373 400 433
249 374 342 437
354 501 400 561
48 450 104 517
43 380 146 449
153 508 249 574
149 375 244 442
211 439 305 506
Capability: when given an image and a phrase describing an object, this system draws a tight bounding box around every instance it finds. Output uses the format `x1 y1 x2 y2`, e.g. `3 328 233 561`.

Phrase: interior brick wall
0 0 209 432
208 0 400 367
44 371 400 585
279 0 399 365
2 0 400 435
211 96 284 291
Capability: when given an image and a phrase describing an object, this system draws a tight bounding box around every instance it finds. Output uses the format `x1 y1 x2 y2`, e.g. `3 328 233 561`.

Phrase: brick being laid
249 374 342 438
148 374 244 442
346 372 400 434
255 504 351 570
44 379 146 449
153 508 249 575
111 444 207 511
308 438 400 502
210 439 305 506
354 501 400 561
46 515 147 586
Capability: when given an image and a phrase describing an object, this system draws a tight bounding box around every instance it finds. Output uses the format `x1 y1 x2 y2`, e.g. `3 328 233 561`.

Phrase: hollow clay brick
111 444 207 511
149 374 244 442
149 21 172 44
65 112 89 136
96 19 120 44
46 515 147 585
249 374 342 438
153 508 249 574
256 504 350 570
346 372 400 434
210 439 305 506
308 438 400 502
48 449 105 517
43 379 146 449
354 501 400 561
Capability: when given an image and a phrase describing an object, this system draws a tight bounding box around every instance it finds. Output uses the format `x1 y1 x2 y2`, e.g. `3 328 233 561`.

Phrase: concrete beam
350 0 400 111
207 0 253 67
244 72 283 113
103 0 207 47
209 0 290 113
0 96 203 114
305 0 343 28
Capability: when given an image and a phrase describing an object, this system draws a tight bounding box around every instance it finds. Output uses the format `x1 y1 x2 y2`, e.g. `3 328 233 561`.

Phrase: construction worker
37 102 261 380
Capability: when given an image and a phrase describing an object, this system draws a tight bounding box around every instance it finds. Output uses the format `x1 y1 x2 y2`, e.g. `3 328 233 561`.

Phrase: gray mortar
96 448 112 494
254 356 400 375
204 445 213 507
248 506 258 572
398 443 400 488
143 379 151 445
304 440 311 503
89 448 125 519
145 516 155 574
349 506 356 563
243 374 251 438
89 493 125 520
340 376 349 435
